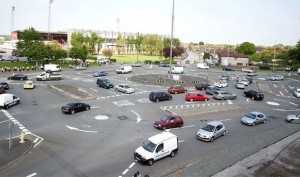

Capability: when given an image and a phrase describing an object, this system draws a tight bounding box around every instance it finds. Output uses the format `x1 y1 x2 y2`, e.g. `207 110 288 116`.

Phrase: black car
195 83 210 90
206 86 220 95
7 74 28 81
149 92 172 102
223 67 234 71
61 103 91 114
159 63 170 67
97 78 114 89
0 82 9 90
244 90 264 101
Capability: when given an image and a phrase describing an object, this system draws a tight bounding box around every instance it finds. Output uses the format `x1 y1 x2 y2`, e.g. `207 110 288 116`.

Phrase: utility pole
272 47 276 72
169 0 175 70
10 6 15 40
48 0 53 41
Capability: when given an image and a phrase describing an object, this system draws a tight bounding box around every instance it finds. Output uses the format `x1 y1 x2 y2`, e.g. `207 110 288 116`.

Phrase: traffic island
0 138 33 169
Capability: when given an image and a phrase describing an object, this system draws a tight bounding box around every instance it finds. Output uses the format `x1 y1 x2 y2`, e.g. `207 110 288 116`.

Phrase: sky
0 0 300 46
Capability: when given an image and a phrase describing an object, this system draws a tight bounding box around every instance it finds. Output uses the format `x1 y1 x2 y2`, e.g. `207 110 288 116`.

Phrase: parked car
185 91 209 102
149 92 172 102
116 65 133 74
241 112 266 126
196 121 227 142
134 132 178 166
96 78 114 89
244 90 264 101
92 71 108 77
36 72 62 81
206 86 220 95
0 87 5 94
223 66 234 71
214 81 228 88
168 85 186 94
247 73 257 77
0 82 9 90
7 74 28 81
43 64 61 72
0 93 20 109
235 82 246 89
195 83 209 90
23 81 35 89
169 66 184 74
153 112 184 130
115 84 135 94
268 75 284 81
61 102 90 114
197 63 209 69
220 75 230 81
213 91 237 100
293 88 300 98
286 114 300 123
237 79 250 86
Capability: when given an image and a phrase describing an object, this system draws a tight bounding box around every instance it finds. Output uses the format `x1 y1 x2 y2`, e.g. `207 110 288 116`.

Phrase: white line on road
227 100 233 105
122 169 129 175
89 88 98 93
289 102 298 106
26 172 37 177
66 125 98 133
273 84 278 88
131 110 142 123
128 162 136 169
273 108 300 112
220 119 232 122
178 140 184 143
279 91 284 96
0 119 10 124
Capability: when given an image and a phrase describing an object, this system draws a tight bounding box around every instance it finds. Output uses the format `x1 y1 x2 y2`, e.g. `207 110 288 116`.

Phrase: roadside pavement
0 138 33 170
212 130 300 177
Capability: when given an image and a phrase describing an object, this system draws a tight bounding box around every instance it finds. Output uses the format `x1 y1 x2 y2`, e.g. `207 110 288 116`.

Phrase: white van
134 132 178 166
298 68 300 75
0 93 20 109
116 65 133 74
43 64 61 72
169 66 184 74
197 63 209 69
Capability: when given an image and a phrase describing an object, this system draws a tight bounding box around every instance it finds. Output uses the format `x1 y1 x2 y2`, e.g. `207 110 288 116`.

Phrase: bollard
19 131 26 143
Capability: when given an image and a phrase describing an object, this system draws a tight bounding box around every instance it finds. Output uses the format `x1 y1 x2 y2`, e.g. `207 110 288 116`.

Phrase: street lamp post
48 0 53 41
169 0 175 70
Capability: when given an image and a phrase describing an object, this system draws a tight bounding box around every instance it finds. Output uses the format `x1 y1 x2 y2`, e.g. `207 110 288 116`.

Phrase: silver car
241 112 266 126
196 121 227 142
286 114 300 123
115 84 135 94
235 82 246 89
213 91 237 100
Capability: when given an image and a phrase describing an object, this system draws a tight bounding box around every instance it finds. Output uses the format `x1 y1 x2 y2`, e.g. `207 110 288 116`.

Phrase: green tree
69 46 88 62
116 35 126 55
96 36 104 54
163 38 181 48
236 42 256 56
203 52 210 59
102 48 113 59
71 32 86 48
87 32 99 54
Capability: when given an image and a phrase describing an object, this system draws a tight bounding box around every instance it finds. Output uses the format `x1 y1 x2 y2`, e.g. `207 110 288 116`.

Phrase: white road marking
178 140 184 143
220 118 232 122
289 102 298 106
113 100 135 107
94 115 109 120
284 88 289 93
91 106 100 109
0 119 10 124
279 91 284 96
273 108 300 112
128 162 136 169
122 169 129 175
66 125 98 133
131 110 142 124
266 101 280 106
166 125 195 131
273 84 278 88
89 88 98 93
227 100 233 105
26 172 37 177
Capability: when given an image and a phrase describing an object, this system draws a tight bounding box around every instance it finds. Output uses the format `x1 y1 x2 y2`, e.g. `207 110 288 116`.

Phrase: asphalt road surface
0 64 299 177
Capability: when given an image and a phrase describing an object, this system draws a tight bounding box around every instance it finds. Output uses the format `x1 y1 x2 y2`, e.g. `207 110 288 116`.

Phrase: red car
185 91 209 102
153 112 184 130
168 85 186 94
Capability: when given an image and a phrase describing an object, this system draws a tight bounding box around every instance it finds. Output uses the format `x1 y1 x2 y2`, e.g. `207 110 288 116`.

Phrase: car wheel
71 110 75 114
86 106 90 111
210 136 215 142
156 98 159 103
223 131 227 136
148 159 154 166
170 151 176 158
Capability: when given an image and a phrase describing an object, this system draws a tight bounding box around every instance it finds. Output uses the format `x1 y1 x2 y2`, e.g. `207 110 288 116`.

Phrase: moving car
92 71 108 77
75 65 87 70
0 82 9 90
206 86 220 95
0 93 20 109
61 102 90 114
268 75 284 81
115 84 135 94
195 83 209 90
223 66 234 71
168 85 186 94
134 132 178 166
116 65 133 74
242 68 255 73
43 64 61 72
286 114 300 123
237 79 250 86
235 82 246 89
96 78 114 89
149 92 172 102
241 112 266 126
213 91 237 100
153 112 184 130
23 81 35 89
169 66 184 74
197 63 209 69
214 81 228 88
196 121 227 142
244 90 264 101
293 88 300 98
7 74 28 81
185 91 209 102
36 72 62 81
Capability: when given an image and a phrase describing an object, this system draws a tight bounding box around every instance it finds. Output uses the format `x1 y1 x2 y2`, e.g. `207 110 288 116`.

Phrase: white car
237 79 249 86
23 81 35 89
0 93 20 109
196 121 227 142
293 89 300 98
115 84 135 94
214 81 228 88
286 114 300 123
197 63 209 69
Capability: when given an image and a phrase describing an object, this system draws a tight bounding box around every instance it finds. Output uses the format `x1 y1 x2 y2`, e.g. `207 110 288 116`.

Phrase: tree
199 41 204 45
69 46 88 62
70 32 86 48
116 35 126 55
102 48 113 59
163 38 181 48
203 52 210 59
162 46 185 58
96 36 104 54
87 32 99 54
236 42 256 56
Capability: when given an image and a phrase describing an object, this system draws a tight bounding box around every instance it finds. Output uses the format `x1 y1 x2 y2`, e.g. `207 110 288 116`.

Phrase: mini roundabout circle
94 115 110 120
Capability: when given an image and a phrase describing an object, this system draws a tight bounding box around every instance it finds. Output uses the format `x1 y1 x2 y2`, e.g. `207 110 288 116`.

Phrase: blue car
92 71 108 77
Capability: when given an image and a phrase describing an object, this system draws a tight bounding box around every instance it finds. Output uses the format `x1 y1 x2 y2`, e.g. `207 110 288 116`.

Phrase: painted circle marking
266 101 280 106
94 115 109 120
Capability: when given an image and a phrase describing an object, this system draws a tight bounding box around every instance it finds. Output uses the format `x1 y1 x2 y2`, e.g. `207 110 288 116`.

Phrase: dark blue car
92 71 108 77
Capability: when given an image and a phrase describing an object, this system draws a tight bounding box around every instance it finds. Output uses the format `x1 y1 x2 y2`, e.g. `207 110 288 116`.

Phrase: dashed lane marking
227 100 233 105
289 102 298 106
273 84 278 88
128 162 135 169
279 91 284 96
113 100 135 107
96 91 150 100
0 119 10 124
66 125 98 133
26 172 37 177
89 88 98 93
119 161 136 177
122 169 129 175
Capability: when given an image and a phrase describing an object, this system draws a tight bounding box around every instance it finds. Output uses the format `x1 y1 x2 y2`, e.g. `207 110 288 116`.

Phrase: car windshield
202 124 215 132
123 85 130 88
245 113 256 119
143 141 157 153
160 114 171 121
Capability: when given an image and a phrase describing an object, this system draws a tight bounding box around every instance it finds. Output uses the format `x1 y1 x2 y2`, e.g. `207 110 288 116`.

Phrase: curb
212 130 300 177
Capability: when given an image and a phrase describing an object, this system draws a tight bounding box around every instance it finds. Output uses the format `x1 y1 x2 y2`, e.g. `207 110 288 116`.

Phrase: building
217 50 249 66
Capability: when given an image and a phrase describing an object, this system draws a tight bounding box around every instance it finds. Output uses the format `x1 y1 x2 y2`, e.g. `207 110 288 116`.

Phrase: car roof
207 121 224 126
249 111 263 115
148 132 177 144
